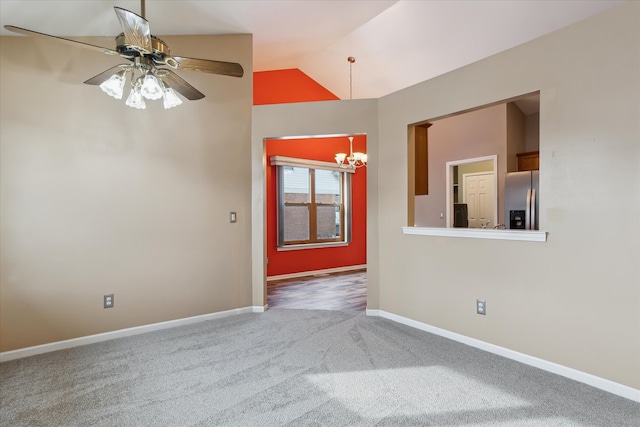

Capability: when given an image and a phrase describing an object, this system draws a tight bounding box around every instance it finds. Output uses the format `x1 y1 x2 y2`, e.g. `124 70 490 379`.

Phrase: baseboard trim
0 306 266 363
366 309 640 403
267 264 366 282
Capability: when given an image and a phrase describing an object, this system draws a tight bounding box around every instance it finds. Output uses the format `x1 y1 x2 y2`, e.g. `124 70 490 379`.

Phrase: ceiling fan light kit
4 0 243 111
95 58 185 110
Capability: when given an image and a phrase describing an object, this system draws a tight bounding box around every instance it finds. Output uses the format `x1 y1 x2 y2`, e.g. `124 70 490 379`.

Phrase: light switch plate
230 212 237 223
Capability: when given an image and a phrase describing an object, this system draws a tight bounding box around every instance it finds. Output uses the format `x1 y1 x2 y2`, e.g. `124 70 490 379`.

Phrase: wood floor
267 269 367 311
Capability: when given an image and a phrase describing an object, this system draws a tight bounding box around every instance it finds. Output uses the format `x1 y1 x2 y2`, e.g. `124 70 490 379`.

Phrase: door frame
445 155 498 228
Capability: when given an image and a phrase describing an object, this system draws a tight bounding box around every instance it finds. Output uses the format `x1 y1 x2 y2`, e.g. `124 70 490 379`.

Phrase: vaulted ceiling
0 0 626 100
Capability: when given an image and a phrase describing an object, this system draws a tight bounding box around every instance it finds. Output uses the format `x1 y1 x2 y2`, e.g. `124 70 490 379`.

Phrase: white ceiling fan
4 0 244 109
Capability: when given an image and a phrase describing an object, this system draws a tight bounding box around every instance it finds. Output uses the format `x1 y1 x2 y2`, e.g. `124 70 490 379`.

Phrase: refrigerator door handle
530 188 536 230
525 189 532 230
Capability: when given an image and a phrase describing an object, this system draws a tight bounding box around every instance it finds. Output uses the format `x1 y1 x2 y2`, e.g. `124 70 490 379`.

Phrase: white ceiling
0 0 626 100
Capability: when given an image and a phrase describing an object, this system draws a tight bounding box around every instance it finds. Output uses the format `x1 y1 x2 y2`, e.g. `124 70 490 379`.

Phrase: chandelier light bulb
141 74 163 100
99 70 126 99
162 87 183 109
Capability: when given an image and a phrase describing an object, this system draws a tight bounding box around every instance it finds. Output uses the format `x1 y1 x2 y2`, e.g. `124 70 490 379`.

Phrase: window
271 156 353 248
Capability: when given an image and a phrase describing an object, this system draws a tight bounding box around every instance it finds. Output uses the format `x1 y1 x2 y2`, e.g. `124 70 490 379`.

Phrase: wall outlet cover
476 299 486 315
104 294 114 309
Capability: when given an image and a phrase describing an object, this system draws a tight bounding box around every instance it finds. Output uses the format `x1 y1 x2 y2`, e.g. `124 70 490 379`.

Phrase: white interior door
463 172 495 228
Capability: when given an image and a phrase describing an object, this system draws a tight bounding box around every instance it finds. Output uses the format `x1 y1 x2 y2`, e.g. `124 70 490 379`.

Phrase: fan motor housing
115 33 170 63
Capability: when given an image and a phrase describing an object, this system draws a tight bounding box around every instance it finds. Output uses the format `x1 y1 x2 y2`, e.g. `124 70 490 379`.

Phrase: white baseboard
366 309 640 403
0 306 266 363
267 264 367 282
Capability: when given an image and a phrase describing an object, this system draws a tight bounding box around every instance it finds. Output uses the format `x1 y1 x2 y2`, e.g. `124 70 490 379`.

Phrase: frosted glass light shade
99 71 126 99
141 74 163 100
125 86 146 109
335 153 347 164
162 87 182 109
354 152 367 164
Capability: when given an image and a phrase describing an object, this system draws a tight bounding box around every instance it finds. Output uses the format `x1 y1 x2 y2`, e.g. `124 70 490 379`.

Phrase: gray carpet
1 309 638 426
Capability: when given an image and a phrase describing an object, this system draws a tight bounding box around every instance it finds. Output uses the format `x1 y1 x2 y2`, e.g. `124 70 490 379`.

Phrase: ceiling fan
4 0 244 109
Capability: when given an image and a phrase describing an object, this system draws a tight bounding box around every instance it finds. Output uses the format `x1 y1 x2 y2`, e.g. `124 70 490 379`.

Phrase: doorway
264 135 367 310
446 155 497 228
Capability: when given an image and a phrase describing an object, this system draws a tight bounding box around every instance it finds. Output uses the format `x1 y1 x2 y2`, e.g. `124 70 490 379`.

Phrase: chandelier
335 136 367 168
335 57 367 169
98 57 182 110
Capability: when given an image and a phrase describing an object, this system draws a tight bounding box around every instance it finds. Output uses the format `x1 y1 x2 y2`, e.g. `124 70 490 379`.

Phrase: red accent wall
266 137 367 277
254 68 366 277
254 69 339 105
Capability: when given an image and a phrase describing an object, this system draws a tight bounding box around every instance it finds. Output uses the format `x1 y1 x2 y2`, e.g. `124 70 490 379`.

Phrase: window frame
270 156 354 249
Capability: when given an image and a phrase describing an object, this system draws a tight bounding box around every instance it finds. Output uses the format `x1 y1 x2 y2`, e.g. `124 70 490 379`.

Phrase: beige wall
378 2 639 389
525 112 540 153
0 34 253 351
506 102 526 172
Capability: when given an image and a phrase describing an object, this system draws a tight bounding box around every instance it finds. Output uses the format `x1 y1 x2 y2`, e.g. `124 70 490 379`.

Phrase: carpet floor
1 309 638 426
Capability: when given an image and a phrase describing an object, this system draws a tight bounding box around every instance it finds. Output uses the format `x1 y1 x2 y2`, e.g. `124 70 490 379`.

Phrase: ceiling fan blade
114 7 152 53
169 56 244 78
84 65 129 86
158 69 205 100
4 25 118 56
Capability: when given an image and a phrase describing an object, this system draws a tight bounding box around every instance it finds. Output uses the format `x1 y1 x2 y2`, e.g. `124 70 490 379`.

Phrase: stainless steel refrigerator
504 171 539 230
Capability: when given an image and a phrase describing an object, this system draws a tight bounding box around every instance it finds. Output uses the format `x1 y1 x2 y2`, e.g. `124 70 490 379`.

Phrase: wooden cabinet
414 123 431 195
517 151 539 171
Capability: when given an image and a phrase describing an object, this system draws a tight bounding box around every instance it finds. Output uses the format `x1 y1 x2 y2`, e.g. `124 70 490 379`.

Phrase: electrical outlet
476 299 486 315
104 294 114 309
